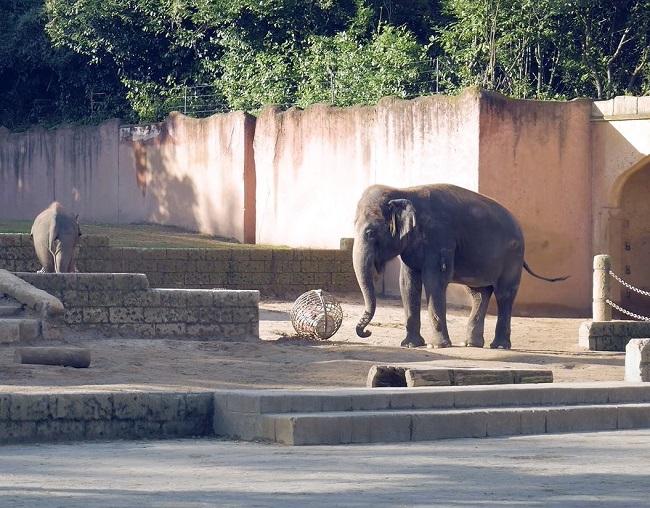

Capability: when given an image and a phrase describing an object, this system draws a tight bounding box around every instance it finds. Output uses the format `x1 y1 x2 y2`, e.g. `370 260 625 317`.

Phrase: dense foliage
1 0 648 128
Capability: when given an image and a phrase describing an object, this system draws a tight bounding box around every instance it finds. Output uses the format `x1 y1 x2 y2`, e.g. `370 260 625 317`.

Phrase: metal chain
605 299 650 321
608 270 650 297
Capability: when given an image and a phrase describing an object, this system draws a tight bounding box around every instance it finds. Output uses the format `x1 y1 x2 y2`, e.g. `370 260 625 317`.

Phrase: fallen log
367 365 554 388
14 347 91 368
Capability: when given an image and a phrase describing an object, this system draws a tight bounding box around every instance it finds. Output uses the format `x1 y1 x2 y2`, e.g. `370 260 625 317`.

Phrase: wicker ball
290 289 343 339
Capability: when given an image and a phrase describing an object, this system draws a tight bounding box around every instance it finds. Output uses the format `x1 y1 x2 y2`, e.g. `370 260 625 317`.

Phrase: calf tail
48 216 58 255
523 260 570 282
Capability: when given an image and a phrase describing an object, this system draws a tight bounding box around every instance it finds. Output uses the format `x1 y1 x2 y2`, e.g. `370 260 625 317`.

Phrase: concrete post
593 254 612 322
625 339 650 382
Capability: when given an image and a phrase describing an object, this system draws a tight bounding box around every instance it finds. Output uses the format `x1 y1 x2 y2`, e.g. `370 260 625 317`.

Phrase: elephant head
353 191 416 338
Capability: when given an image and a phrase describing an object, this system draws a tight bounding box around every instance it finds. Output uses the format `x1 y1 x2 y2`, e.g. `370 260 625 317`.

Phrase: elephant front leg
399 263 426 348
423 268 452 348
465 286 493 347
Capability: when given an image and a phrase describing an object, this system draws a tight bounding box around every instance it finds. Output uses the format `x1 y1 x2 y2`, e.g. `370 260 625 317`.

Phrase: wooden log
14 347 91 368
366 365 407 387
451 369 515 386
404 368 453 387
404 368 553 387
513 370 554 384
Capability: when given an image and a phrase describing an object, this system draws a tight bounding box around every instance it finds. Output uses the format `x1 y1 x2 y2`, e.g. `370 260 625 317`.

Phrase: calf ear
387 199 416 240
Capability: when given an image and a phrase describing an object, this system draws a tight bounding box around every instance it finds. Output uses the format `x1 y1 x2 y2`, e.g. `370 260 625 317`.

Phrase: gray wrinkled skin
30 202 81 273
352 184 567 350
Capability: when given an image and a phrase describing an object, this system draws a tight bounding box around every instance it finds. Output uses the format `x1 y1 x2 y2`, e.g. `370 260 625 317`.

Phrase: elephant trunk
353 241 376 338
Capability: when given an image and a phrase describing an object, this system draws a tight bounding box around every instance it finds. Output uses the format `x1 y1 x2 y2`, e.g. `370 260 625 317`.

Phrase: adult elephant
352 184 568 349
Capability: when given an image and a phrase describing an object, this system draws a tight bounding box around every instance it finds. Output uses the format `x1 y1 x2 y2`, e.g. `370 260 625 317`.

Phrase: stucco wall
254 89 481 249
0 121 120 222
0 113 254 243
117 112 255 243
478 91 593 315
591 107 650 260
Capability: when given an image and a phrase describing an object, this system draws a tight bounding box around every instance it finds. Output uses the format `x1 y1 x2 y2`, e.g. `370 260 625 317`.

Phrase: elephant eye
364 228 376 240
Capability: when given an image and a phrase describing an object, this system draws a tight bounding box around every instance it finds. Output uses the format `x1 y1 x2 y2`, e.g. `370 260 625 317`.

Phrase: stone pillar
593 254 612 321
625 339 650 382
340 238 354 250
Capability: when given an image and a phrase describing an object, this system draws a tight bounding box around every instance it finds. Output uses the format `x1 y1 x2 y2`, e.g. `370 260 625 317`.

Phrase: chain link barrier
606 270 650 321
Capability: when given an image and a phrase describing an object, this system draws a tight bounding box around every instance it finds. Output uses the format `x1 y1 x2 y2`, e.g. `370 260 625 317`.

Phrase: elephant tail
523 261 570 283
48 216 59 254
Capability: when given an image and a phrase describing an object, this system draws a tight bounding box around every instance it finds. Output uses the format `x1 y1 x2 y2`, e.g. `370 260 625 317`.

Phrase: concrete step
213 383 650 445
0 295 23 317
0 318 41 343
260 403 650 445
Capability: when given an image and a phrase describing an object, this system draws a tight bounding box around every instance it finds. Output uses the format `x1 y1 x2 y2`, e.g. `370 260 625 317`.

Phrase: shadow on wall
121 113 244 240
134 122 199 233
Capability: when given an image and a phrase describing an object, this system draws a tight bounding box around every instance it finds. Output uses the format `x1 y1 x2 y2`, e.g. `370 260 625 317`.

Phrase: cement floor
0 429 648 507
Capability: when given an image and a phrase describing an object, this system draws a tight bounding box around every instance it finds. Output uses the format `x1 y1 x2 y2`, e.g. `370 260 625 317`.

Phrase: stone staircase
213 383 650 445
0 293 42 343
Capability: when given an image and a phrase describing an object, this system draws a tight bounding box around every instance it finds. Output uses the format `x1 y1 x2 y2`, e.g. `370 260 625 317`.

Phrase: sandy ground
0 296 623 390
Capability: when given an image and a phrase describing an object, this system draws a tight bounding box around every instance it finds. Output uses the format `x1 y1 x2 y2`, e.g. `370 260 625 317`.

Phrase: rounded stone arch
607 155 650 316
609 154 650 207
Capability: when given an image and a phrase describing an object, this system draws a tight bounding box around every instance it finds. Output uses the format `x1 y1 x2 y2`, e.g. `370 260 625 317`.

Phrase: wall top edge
0 118 122 137
592 95 650 118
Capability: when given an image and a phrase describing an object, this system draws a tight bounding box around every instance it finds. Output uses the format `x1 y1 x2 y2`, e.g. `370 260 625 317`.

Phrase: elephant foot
430 339 452 349
400 334 426 348
489 340 511 350
464 341 484 348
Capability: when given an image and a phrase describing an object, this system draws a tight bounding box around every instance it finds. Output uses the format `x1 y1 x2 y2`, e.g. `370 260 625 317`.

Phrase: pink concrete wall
478 91 593 315
0 120 120 222
254 89 481 248
117 112 255 242
0 113 254 243
591 118 650 258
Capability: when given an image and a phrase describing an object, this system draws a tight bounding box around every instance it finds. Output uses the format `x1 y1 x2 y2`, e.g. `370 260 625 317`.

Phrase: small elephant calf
31 202 81 273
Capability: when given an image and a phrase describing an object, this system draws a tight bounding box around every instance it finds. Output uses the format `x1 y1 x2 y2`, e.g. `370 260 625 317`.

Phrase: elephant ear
387 199 416 240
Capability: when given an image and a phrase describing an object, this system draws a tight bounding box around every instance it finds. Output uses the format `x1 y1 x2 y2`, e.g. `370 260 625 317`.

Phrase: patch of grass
0 221 289 249
0 221 31 234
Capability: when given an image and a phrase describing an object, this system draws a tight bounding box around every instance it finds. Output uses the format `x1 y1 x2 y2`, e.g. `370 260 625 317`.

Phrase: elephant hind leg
489 286 518 350
465 286 493 347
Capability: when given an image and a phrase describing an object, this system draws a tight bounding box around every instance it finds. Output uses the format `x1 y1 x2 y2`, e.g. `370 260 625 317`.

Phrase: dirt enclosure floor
0 296 625 390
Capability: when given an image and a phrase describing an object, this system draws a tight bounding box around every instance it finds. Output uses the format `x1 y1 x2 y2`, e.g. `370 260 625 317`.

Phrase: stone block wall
0 390 213 444
0 233 358 296
0 234 110 273
14 273 259 340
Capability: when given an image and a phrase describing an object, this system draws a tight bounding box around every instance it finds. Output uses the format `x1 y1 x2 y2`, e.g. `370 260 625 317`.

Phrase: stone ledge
579 320 650 351
0 390 213 444
12 273 260 340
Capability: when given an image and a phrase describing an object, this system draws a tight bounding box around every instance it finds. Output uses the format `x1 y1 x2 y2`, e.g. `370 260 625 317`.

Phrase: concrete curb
213 382 650 445
0 388 213 444
4 383 650 446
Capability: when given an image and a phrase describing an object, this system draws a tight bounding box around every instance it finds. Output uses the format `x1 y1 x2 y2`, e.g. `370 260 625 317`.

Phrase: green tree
297 24 431 107
438 0 650 99
560 0 650 98
0 0 129 129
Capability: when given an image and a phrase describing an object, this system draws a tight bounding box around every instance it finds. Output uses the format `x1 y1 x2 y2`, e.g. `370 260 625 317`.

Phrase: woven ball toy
290 289 343 339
